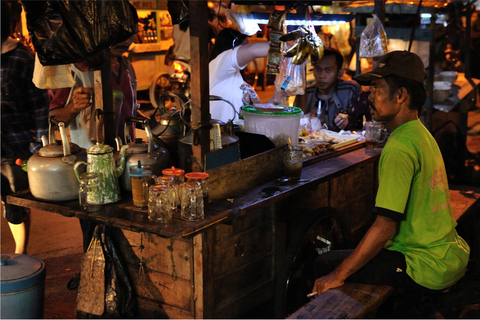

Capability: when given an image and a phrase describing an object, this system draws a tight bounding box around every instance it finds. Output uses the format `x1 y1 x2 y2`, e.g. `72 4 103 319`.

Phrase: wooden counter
8 146 382 318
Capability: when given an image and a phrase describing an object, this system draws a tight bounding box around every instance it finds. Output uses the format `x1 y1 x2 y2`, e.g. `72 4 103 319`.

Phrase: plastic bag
274 56 306 96
76 225 136 318
359 14 388 58
23 0 138 66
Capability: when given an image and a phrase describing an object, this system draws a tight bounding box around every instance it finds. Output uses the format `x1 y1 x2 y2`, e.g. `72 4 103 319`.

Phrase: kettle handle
74 161 88 182
126 117 155 154
49 117 71 156
58 122 71 156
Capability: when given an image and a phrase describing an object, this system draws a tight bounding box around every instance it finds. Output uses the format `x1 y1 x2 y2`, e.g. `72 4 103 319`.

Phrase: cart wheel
149 73 172 109
274 208 352 318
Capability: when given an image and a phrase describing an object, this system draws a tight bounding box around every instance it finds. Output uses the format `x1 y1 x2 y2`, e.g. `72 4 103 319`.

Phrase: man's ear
337 69 344 79
397 87 408 102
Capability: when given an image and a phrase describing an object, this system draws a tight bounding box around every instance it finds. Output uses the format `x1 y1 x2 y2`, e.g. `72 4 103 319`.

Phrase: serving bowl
439 71 458 84
433 81 452 103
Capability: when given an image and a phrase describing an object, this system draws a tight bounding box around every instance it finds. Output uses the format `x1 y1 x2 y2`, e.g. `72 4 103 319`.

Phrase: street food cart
9 142 381 318
7 1 478 318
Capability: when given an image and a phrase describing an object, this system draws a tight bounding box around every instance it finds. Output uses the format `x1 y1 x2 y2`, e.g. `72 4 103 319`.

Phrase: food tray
301 129 361 149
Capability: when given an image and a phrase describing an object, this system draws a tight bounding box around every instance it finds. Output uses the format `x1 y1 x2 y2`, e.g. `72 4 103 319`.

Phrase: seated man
295 48 364 131
312 51 470 315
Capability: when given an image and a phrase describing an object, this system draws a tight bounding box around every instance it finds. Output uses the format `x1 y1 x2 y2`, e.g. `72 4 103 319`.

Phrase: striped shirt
1 41 49 158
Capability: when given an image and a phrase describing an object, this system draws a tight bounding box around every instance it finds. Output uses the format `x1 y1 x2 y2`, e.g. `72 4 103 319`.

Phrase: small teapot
74 143 129 204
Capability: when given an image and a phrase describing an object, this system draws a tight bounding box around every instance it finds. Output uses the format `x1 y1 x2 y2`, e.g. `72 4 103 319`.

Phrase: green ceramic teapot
74 143 129 204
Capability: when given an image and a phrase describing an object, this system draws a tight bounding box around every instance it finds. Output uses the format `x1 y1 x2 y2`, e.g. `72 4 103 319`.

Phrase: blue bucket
1 254 46 319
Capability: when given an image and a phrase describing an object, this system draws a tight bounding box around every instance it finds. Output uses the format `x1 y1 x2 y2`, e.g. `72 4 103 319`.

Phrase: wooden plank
128 266 193 310
188 0 210 172
136 296 193 319
287 282 394 319
214 254 274 309
208 147 284 202
119 230 193 280
193 233 204 318
213 219 274 275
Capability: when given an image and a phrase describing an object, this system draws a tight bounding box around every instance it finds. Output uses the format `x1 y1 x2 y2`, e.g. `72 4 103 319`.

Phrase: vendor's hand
334 114 349 130
72 87 93 112
311 273 344 296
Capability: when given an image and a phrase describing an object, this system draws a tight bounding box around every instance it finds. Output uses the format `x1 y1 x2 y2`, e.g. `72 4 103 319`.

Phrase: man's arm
312 215 397 294
49 87 92 126
236 41 270 67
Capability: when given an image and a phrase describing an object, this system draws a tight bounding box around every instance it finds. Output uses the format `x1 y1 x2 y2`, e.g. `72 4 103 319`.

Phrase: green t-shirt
375 119 470 290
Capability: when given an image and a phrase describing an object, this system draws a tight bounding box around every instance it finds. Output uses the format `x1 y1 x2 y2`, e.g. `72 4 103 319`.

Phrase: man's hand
334 114 349 130
71 87 93 112
312 271 345 296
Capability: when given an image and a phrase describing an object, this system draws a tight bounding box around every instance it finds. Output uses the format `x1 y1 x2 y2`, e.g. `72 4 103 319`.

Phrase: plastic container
1 254 46 319
242 106 302 147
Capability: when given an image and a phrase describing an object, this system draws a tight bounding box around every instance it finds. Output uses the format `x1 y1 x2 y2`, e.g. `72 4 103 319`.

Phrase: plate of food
299 128 361 157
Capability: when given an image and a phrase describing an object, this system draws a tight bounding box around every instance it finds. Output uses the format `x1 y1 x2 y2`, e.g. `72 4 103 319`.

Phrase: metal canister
1 254 46 319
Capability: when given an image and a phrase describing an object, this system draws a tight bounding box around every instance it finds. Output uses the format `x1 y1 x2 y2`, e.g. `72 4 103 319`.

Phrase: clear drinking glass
180 181 204 221
78 172 100 212
185 172 210 204
283 146 303 181
148 184 172 223
130 168 153 209
157 176 177 213
162 166 185 208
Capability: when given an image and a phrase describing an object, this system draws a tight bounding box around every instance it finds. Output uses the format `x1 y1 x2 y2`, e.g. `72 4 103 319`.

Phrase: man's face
313 54 340 95
368 78 399 122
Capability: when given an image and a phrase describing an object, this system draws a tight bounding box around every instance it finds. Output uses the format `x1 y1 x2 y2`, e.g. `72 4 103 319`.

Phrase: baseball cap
354 51 426 86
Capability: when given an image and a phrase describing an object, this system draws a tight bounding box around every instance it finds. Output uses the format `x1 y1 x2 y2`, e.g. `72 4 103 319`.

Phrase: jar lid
242 105 302 115
162 166 185 177
185 172 209 180
1 254 45 294
149 185 165 191
130 167 152 177
158 176 174 183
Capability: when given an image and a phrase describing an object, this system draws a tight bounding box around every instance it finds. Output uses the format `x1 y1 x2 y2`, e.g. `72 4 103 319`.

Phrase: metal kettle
119 116 171 192
27 118 87 201
150 92 189 153
74 142 129 205
178 95 239 171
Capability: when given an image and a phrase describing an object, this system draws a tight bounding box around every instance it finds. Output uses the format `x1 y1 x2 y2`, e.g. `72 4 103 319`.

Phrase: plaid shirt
1 42 49 158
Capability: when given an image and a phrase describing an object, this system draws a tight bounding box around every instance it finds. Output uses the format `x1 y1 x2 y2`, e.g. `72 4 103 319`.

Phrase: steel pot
119 117 171 192
27 119 87 201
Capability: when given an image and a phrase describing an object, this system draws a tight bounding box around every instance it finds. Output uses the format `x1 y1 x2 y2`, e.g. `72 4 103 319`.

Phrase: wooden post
101 53 115 147
188 0 211 172
374 0 386 24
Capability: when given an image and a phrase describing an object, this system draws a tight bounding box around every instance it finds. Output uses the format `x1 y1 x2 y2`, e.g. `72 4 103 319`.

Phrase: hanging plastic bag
274 55 306 97
76 225 137 318
359 14 388 58
22 0 138 66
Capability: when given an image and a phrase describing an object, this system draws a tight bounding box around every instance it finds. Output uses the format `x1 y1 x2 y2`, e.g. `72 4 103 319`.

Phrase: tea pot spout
116 144 129 177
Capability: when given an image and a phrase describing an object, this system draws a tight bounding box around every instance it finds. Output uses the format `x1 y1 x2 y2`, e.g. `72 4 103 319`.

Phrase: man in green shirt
312 51 470 301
